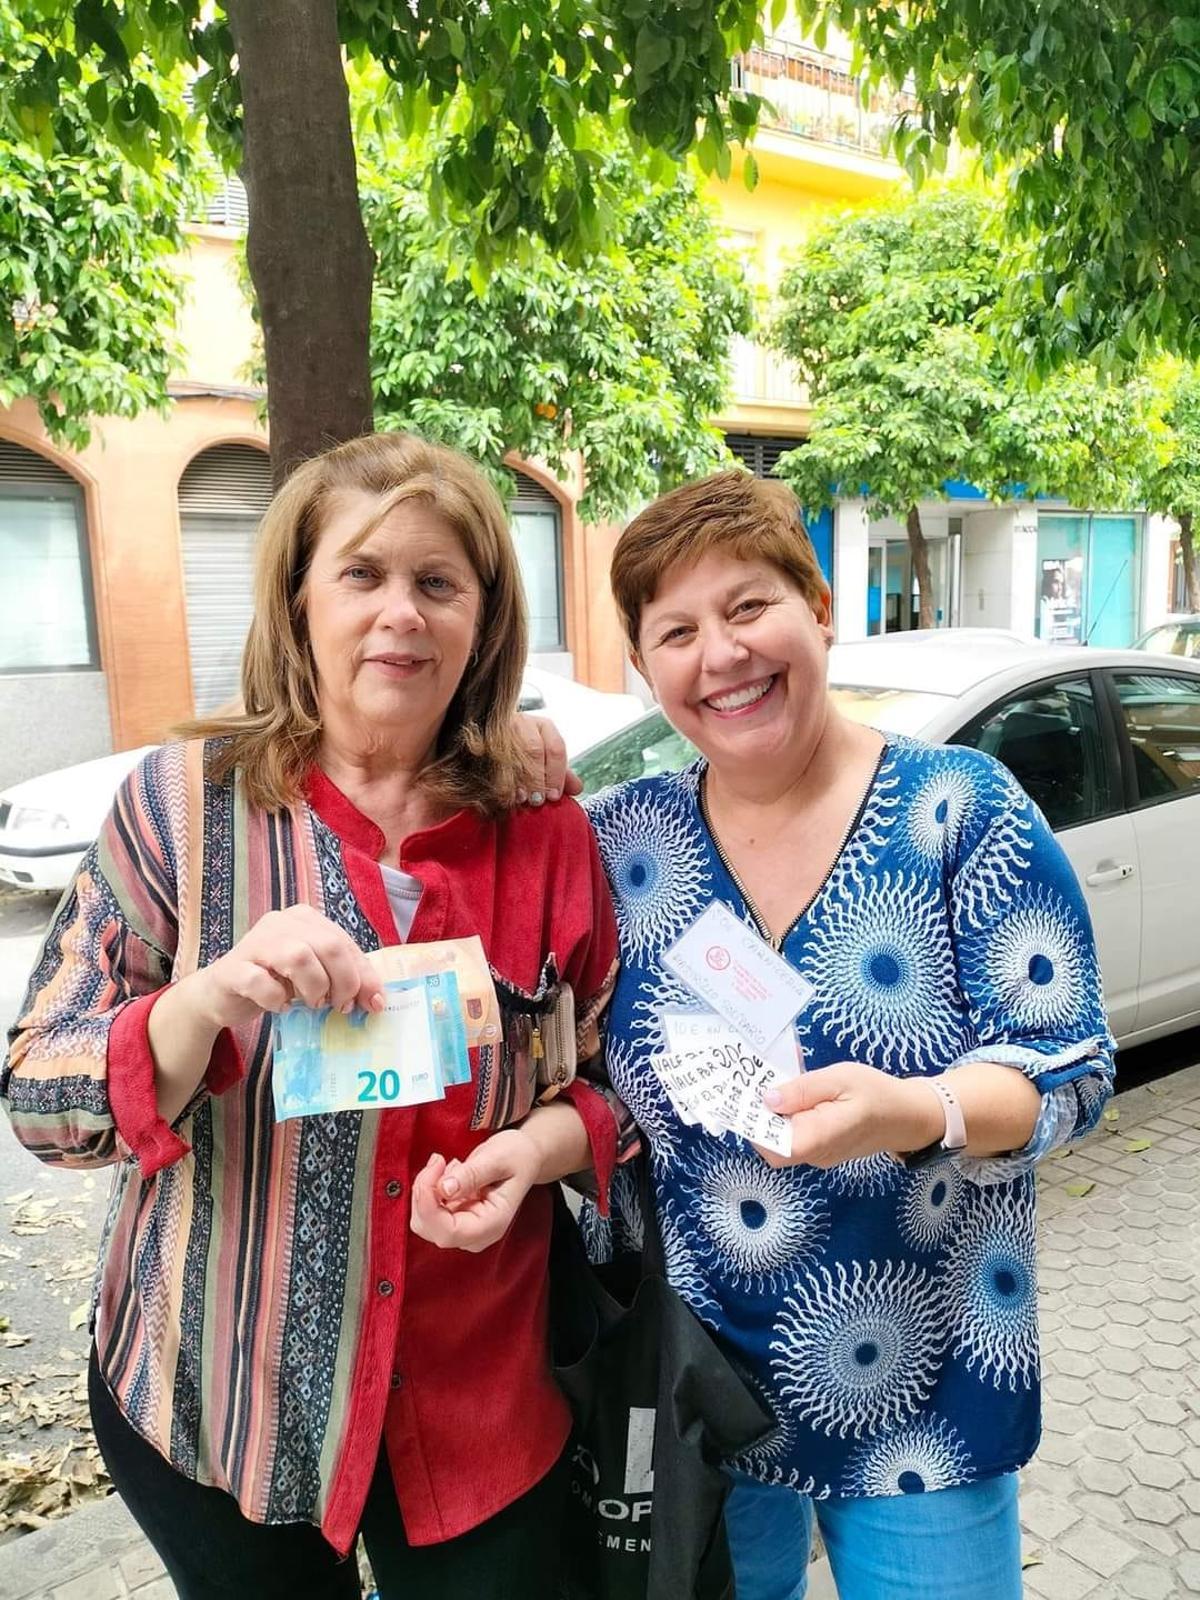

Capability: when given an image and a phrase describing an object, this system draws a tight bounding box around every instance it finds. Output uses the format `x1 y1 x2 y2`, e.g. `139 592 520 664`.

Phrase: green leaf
1128 103 1152 140
1064 1180 1095 1198
1125 1138 1153 1153
743 149 759 191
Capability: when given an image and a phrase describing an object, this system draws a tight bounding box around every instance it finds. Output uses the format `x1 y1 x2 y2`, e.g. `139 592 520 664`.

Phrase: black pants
89 1347 567 1599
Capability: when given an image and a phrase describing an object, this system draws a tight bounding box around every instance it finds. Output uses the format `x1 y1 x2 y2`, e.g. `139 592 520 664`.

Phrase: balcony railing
734 36 915 158
730 335 809 409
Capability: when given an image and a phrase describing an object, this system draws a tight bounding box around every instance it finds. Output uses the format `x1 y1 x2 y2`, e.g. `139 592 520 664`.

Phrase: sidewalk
1 1063 1197 1600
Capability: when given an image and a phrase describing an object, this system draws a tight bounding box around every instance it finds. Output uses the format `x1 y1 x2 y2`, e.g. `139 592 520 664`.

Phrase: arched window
0 441 95 673
178 444 272 713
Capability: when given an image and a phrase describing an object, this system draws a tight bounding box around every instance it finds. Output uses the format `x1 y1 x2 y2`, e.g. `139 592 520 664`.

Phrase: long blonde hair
184 433 529 815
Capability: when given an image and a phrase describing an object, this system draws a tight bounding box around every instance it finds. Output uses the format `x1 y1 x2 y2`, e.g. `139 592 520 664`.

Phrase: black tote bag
550 1160 773 1600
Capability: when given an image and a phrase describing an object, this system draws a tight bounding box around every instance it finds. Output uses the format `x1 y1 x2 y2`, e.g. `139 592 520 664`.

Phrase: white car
0 745 157 893
573 631 1200 1050
517 666 646 751
0 671 646 895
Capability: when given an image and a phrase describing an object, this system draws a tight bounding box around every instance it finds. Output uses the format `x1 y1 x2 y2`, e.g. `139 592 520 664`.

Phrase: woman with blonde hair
3 432 634 1600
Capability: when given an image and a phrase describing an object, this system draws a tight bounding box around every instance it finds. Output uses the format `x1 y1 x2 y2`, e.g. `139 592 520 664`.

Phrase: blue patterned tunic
584 737 1115 1500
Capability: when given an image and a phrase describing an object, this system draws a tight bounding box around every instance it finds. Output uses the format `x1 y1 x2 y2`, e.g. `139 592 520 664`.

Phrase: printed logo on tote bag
570 1406 657 1552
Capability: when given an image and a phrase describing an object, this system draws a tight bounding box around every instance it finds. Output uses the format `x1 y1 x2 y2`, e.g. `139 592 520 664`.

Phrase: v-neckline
695 742 890 951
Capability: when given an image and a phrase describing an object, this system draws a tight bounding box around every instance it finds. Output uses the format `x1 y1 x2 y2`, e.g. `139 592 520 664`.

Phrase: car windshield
575 712 695 794
827 684 953 736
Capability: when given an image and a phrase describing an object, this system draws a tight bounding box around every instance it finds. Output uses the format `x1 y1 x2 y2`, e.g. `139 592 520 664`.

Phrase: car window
953 676 1112 831
1112 672 1200 804
1137 624 1200 660
575 712 696 795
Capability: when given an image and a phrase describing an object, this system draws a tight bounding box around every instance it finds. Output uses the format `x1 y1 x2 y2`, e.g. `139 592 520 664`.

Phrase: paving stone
1059 1325 1103 1352
1182 1481 1200 1515
1093 1370 1139 1402
127 1582 174 1600
1086 1396 1139 1430
1023 1549 1101 1600
1135 1423 1187 1457
118 1549 164 1589
1179 1553 1200 1594
1077 1456 1132 1496
1143 1342 1189 1371
1105 1322 1148 1351
1138 1368 1188 1399
1102 1345 1145 1375
1147 1298 1194 1323
1083 1427 1135 1463
1125 1520 1182 1560
1043 1401 1085 1436
48 1576 121 1600
1020 1487 1081 1542
1142 1320 1191 1346
1180 1517 1200 1553
1107 1301 1149 1327
1130 1453 1186 1492
1118 1560 1180 1600
1134 1394 1187 1425
1036 1432 1086 1467
1059 1519 1139 1579
1125 1485 1185 1525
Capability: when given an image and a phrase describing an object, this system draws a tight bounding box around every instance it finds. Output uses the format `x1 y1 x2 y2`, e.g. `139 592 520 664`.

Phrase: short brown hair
184 432 528 815
611 469 829 652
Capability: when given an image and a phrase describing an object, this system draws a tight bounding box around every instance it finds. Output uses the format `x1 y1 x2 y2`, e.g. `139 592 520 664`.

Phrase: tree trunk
906 504 935 629
225 0 375 486
1179 512 1200 613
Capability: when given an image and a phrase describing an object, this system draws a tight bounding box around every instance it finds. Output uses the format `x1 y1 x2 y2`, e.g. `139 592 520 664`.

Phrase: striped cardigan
3 740 633 1552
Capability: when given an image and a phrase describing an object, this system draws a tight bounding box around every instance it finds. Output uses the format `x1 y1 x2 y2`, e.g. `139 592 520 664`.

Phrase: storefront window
0 487 95 672
1037 514 1141 648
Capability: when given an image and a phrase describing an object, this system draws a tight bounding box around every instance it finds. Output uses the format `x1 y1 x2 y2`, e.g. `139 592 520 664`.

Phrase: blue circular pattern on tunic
682 1150 829 1291
841 1416 972 1496
588 786 711 962
945 1188 1039 1391
801 871 961 1072
770 1260 946 1439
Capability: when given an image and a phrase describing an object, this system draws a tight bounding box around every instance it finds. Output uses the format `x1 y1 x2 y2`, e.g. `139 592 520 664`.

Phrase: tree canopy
1142 363 1200 610
771 186 1153 624
795 1 1200 374
0 0 197 447
361 133 751 520
1 1 768 478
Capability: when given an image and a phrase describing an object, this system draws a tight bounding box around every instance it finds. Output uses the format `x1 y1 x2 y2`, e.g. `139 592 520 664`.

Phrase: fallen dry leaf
1064 1180 1096 1198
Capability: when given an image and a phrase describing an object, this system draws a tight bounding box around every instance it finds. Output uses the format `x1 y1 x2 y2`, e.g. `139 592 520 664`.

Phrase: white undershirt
379 863 422 942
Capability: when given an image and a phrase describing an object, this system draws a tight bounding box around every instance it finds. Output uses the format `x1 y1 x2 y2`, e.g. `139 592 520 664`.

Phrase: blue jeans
724 1471 1022 1600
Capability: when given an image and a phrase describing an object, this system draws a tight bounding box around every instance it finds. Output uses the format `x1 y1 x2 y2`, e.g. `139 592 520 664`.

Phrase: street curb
0 1493 144 1600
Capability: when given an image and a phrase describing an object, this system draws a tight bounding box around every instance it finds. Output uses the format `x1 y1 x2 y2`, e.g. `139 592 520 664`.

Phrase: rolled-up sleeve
947 771 1116 1185
554 816 639 1214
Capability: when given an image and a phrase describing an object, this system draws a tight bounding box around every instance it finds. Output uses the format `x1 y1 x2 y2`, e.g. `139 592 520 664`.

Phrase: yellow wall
177 228 261 392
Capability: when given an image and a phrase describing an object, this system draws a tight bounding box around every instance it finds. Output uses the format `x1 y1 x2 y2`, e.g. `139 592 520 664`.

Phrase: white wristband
926 1076 967 1153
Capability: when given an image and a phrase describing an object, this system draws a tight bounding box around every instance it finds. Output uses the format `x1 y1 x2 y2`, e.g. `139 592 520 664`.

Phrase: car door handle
1085 863 1136 886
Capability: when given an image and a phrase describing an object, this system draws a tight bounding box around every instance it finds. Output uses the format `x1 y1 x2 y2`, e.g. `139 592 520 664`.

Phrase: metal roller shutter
178 445 272 714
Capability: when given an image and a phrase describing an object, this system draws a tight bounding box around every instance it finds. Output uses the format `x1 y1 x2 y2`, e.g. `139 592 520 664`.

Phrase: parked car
0 745 157 894
0 670 645 895
574 631 1200 1050
1132 616 1200 660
